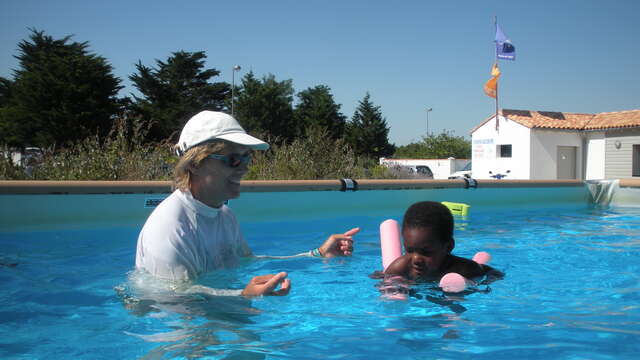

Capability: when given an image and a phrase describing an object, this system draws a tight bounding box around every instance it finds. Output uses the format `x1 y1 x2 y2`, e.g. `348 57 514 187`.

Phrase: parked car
448 162 472 179
22 147 43 166
388 164 434 179
20 147 44 177
404 165 434 179
413 165 434 178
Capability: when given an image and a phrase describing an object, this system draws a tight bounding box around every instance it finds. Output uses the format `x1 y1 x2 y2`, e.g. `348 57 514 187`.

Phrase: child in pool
384 201 502 282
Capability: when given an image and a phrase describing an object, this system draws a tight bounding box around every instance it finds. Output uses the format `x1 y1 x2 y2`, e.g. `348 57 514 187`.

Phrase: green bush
1 122 399 181
0 154 27 180
245 127 368 180
367 164 397 179
1 117 174 181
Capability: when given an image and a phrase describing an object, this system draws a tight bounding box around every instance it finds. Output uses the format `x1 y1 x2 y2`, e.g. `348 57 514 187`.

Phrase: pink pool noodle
380 219 402 271
439 251 492 293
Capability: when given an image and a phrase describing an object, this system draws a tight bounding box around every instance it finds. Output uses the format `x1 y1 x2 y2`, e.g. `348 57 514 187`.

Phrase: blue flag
495 23 516 61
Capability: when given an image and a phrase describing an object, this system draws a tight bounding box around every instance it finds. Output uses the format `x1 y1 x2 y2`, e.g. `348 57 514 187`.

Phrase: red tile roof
585 110 640 130
472 109 640 133
501 109 594 130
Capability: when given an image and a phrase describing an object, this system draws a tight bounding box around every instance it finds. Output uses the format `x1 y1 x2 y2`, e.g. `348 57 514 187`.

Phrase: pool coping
0 179 605 194
0 179 637 196
2 179 636 231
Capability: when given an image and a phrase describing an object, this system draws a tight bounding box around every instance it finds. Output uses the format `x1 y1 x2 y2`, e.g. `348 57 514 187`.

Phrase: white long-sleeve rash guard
135 189 252 282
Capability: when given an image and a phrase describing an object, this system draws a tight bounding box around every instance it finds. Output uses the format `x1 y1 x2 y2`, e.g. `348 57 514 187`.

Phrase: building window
633 144 640 177
498 144 512 158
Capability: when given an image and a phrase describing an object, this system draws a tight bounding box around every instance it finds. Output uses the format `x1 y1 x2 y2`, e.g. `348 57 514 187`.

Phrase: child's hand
318 227 360 258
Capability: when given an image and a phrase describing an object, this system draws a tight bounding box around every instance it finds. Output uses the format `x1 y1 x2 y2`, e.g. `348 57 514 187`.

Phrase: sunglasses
207 153 251 168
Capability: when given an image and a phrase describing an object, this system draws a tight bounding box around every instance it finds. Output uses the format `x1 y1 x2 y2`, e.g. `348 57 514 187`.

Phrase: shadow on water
373 272 496 313
115 272 270 360
372 272 501 352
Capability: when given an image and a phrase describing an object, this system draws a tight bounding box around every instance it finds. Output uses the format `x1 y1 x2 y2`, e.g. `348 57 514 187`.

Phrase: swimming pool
1 180 639 359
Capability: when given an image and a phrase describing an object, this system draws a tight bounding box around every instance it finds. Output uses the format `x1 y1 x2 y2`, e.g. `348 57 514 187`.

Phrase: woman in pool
384 201 502 282
135 111 359 296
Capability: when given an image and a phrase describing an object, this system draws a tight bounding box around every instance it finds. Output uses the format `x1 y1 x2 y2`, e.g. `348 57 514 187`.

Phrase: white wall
604 129 640 179
471 115 531 179
585 133 605 180
530 130 583 179
379 158 471 179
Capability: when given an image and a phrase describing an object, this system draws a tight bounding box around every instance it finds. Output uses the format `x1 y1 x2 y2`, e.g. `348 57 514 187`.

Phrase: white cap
176 111 269 154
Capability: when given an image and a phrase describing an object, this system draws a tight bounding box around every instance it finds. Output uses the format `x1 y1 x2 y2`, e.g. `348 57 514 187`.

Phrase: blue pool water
1 193 639 359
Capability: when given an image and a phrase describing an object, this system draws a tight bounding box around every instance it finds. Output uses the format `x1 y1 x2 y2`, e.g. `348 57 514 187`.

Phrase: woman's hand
241 272 291 296
318 227 360 258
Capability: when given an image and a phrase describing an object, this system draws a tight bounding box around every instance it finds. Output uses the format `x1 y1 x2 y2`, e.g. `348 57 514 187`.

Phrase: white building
471 109 640 180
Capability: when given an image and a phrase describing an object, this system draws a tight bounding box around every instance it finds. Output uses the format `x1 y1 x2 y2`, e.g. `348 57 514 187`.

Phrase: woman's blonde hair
173 141 229 192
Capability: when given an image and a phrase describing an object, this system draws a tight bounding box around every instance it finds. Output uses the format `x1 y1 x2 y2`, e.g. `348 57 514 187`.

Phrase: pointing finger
343 227 360 236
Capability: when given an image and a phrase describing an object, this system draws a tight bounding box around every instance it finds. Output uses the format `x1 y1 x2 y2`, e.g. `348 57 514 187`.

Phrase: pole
495 69 499 132
494 16 500 132
426 108 432 136
231 65 241 117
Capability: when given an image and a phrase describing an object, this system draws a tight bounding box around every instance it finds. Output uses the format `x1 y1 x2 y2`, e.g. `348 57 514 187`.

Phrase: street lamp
231 65 241 117
426 107 433 136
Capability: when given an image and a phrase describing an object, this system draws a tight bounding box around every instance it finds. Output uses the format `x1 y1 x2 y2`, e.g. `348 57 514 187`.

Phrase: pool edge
0 179 590 195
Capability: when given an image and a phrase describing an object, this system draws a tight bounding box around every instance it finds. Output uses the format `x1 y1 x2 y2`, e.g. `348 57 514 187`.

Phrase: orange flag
483 63 501 98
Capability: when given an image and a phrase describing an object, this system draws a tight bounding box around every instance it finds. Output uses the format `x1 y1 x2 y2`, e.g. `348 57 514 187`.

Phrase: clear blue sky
2 0 639 146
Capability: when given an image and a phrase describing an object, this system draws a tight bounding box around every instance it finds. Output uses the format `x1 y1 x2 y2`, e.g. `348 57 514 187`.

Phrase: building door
633 144 640 177
557 146 577 179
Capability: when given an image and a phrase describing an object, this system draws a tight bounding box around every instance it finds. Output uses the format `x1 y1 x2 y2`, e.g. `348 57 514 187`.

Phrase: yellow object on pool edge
441 201 470 216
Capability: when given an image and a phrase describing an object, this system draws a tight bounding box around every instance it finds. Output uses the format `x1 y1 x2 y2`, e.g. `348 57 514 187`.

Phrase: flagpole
494 16 499 132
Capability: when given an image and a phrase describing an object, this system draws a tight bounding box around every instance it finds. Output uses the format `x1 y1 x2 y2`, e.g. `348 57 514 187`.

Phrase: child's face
402 226 451 279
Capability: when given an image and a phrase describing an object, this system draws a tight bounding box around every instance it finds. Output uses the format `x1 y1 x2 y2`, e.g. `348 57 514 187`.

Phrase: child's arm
479 264 504 283
439 254 505 293
443 255 501 279
383 254 411 276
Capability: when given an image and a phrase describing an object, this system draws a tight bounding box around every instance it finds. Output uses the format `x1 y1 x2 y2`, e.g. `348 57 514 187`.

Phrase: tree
129 51 229 141
345 93 395 158
390 142 426 158
394 130 471 159
0 29 122 149
234 72 296 142
0 77 11 107
294 85 346 139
